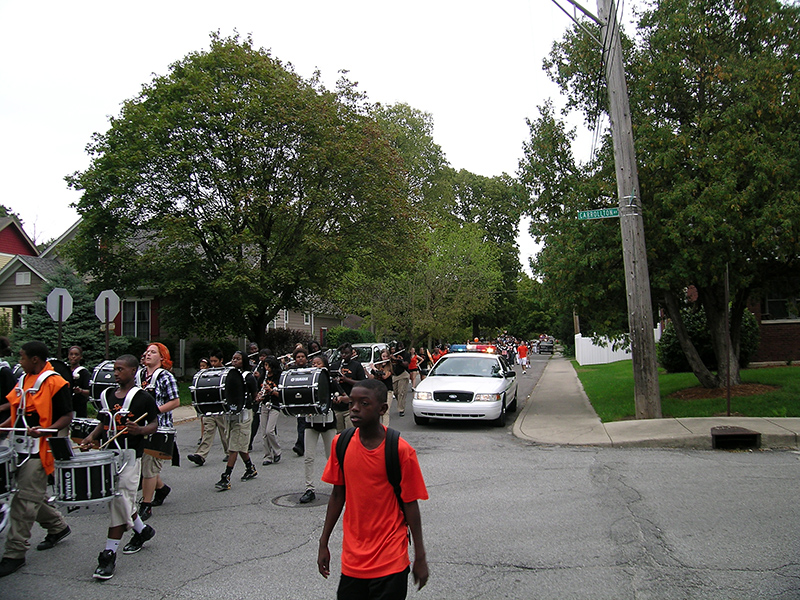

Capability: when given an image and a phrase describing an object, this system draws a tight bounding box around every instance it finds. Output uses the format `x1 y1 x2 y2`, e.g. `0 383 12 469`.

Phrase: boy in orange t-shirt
318 379 428 599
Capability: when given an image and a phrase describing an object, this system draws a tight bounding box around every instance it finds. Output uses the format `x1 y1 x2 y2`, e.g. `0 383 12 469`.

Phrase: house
749 285 800 363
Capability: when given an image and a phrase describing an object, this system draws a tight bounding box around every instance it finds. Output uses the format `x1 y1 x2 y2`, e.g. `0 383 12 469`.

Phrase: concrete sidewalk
513 357 800 449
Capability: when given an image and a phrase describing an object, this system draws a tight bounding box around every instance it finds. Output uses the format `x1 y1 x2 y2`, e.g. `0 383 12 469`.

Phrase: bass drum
278 367 331 417
47 358 72 384
190 367 245 415
90 360 117 411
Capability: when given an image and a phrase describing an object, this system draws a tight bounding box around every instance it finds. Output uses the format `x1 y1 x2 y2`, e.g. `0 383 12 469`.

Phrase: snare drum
144 427 176 460
54 450 117 507
70 417 101 445
190 367 245 415
0 446 14 501
278 367 332 416
90 360 117 411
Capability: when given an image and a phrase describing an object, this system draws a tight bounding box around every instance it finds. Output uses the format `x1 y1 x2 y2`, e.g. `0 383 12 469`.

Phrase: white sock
132 516 145 533
105 539 120 553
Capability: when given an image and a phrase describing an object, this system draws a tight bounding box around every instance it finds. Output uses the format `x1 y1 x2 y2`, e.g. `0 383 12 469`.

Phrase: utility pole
595 0 661 418
558 0 661 417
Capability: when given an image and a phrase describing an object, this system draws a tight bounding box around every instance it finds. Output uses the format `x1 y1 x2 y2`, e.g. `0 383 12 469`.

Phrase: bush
324 326 374 349
657 308 760 373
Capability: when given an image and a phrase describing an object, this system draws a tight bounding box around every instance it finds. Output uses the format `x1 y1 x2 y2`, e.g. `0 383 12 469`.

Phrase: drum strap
13 369 58 459
72 365 88 379
137 368 164 391
100 386 141 446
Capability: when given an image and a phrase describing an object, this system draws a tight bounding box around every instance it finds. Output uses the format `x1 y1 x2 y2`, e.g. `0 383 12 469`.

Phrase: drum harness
99 386 141 473
12 369 59 468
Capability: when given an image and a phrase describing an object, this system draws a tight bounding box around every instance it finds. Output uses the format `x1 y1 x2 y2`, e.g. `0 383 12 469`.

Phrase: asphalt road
4 354 800 599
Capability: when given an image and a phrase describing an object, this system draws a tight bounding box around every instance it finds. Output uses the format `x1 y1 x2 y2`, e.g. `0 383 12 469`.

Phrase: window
284 309 289 325
15 271 31 285
762 280 800 321
122 300 151 339
304 312 311 325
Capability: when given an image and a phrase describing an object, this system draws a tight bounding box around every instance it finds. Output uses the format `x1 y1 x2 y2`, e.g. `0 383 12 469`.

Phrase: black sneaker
292 444 304 456
122 524 155 554
151 485 171 507
36 525 71 550
241 467 258 481
273 454 281 464
139 502 153 521
215 473 231 491
299 489 316 504
93 550 116 580
187 454 205 466
0 557 25 578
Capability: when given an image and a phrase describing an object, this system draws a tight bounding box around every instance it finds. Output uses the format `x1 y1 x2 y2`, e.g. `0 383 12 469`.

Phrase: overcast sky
0 0 592 269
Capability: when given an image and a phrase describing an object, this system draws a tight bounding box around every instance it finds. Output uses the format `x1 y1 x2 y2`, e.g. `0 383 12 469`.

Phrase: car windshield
355 346 374 363
429 356 502 378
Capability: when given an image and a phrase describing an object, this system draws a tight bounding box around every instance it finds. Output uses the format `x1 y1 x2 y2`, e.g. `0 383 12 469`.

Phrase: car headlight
474 393 502 402
414 391 433 401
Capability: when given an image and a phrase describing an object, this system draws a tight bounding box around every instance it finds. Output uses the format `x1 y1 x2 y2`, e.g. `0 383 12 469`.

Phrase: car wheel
493 401 506 427
414 414 429 426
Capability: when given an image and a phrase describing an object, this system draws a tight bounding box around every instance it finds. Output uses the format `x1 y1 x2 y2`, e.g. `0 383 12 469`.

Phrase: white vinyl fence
575 327 661 366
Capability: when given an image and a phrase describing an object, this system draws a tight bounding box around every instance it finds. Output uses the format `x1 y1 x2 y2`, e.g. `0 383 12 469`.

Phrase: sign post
46 288 73 360
95 290 120 360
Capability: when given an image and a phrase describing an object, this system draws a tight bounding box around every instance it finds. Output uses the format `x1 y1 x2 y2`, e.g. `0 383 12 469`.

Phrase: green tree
520 0 800 387
65 33 413 346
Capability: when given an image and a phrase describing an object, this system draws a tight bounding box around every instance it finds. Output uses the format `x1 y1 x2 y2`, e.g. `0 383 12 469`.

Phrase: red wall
0 227 36 256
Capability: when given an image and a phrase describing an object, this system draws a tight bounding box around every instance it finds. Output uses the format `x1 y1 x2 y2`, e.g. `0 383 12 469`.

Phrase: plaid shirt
137 367 179 428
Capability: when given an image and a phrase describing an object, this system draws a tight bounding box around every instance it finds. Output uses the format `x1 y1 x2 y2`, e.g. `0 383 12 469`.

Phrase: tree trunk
698 284 741 386
663 290 719 388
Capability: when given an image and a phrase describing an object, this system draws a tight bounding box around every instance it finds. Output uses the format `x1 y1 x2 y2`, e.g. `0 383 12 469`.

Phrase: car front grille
433 391 474 403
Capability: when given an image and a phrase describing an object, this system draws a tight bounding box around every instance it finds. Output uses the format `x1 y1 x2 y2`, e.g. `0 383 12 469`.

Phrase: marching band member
67 345 91 418
298 354 337 504
257 355 283 466
331 343 365 432
0 341 72 578
188 351 230 466
214 351 258 490
136 343 180 521
80 354 159 580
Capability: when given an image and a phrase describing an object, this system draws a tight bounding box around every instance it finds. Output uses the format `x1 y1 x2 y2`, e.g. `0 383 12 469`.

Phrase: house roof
40 219 82 259
0 254 63 287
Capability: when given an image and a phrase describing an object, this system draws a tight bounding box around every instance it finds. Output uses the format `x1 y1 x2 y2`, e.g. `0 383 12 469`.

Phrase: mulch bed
668 383 779 400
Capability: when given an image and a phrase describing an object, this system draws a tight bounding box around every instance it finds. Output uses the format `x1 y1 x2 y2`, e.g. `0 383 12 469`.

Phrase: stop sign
95 290 121 322
46 288 73 321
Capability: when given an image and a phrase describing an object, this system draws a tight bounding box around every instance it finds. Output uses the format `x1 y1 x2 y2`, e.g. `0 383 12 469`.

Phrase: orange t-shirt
517 344 528 359
322 428 428 579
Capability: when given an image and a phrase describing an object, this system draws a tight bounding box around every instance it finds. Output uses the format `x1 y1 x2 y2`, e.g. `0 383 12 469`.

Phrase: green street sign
578 208 619 220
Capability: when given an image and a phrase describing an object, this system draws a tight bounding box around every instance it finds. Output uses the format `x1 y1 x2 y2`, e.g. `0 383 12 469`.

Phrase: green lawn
572 360 800 422
178 381 193 406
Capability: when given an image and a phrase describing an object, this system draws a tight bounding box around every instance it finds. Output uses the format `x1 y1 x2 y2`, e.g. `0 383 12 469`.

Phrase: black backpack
336 426 404 516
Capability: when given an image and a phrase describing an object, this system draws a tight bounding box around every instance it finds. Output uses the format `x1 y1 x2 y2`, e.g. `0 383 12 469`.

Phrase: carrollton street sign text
578 208 619 220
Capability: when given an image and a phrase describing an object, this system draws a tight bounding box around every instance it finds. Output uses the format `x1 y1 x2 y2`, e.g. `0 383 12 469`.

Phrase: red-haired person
136 343 180 520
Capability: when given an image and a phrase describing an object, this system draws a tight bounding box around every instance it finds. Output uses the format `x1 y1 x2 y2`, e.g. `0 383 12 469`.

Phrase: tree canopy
66 34 414 345
520 0 800 386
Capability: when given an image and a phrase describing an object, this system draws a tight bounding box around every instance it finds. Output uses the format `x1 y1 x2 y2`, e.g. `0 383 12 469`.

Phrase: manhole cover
272 493 329 508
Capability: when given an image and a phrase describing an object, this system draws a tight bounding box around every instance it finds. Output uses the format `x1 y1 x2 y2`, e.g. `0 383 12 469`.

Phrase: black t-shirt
391 351 410 377
332 357 366 396
70 366 91 415
241 370 258 410
99 388 159 457
0 365 15 426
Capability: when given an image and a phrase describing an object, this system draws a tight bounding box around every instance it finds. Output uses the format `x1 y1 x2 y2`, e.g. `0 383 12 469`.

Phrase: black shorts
337 567 409 600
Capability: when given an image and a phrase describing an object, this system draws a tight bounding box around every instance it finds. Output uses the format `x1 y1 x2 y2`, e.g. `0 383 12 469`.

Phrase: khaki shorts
141 452 163 478
227 419 250 453
110 451 140 528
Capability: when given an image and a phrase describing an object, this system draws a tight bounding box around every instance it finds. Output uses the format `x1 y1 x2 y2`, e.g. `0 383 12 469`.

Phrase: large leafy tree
66 34 413 345
521 0 800 387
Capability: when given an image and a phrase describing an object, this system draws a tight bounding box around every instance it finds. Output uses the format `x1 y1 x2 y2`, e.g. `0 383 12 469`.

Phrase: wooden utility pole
595 0 661 418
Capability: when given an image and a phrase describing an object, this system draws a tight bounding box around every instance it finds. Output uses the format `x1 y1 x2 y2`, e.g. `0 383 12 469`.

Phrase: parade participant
257 355 282 466
67 345 91 418
79 354 159 580
249 348 270 452
298 354 337 504
136 343 180 521
196 358 210 446
390 342 411 417
215 351 258 491
369 349 394 428
0 341 72 578
517 341 529 375
289 347 309 456
317 379 429 599
408 347 420 390
0 336 16 439
188 351 230 467
330 343 365 432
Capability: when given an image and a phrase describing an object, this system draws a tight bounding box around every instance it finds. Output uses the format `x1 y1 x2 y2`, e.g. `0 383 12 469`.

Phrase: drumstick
99 414 147 449
0 427 58 433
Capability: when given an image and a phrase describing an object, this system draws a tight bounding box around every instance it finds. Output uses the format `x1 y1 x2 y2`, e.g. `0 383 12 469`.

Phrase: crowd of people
0 337 430 598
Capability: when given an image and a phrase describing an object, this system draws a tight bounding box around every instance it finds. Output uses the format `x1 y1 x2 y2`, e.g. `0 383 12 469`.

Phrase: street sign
95 290 121 322
578 208 619 220
46 288 73 321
